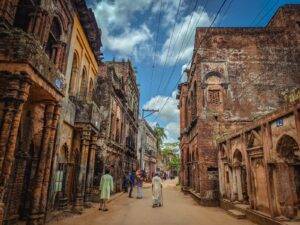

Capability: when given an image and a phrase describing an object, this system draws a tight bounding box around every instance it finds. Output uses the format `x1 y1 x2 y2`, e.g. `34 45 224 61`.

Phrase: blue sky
88 0 300 142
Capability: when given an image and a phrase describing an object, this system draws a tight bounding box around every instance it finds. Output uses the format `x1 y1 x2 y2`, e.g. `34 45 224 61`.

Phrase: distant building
178 5 300 218
137 119 158 178
97 60 140 191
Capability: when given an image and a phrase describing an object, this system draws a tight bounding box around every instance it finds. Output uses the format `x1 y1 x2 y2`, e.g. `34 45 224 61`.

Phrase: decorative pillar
0 0 20 26
85 134 98 204
39 104 60 215
75 127 91 210
28 102 55 225
0 73 31 224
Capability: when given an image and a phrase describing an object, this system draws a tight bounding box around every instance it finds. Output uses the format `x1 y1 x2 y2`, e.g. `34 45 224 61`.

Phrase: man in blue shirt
128 170 135 198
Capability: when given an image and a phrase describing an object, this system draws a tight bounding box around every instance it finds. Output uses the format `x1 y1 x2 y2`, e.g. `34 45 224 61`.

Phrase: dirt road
49 180 256 225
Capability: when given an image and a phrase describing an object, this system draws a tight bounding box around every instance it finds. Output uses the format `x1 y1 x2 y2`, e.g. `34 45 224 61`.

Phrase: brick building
47 0 102 213
0 0 74 224
218 100 300 222
178 4 300 207
0 0 104 224
97 60 139 192
137 119 158 179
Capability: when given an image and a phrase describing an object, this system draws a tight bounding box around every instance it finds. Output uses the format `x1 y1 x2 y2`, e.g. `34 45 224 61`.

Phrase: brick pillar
28 102 56 225
75 127 91 210
39 105 60 215
84 134 97 204
0 0 20 26
0 73 31 224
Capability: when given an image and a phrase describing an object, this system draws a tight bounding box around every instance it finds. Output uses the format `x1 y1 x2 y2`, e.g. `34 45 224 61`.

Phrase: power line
255 0 279 26
157 0 209 97
154 0 202 102
218 0 234 26
250 0 272 26
148 0 164 100
153 0 230 121
153 0 184 98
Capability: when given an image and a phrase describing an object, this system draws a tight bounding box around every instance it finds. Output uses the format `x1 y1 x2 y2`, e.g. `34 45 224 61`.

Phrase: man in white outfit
152 172 163 207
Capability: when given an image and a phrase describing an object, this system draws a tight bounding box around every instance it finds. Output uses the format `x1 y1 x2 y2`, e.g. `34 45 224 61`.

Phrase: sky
87 0 300 143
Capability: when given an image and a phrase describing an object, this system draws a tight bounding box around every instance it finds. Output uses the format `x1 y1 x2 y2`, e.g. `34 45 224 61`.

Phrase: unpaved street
49 180 256 225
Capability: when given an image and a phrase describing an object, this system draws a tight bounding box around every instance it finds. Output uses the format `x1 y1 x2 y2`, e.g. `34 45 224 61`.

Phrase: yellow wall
65 14 98 98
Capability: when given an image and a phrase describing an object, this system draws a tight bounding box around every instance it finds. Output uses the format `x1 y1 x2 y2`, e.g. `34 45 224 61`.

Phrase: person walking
136 170 144 199
122 173 128 193
128 170 135 198
152 172 163 207
99 168 114 211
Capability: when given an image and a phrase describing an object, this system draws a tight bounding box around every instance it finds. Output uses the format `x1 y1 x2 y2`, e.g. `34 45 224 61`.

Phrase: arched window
88 78 94 100
69 52 79 95
276 134 300 161
204 72 225 112
79 67 87 99
14 0 32 31
45 17 61 62
233 149 243 164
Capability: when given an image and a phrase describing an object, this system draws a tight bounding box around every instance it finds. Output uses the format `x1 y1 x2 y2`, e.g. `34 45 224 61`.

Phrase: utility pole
140 109 159 170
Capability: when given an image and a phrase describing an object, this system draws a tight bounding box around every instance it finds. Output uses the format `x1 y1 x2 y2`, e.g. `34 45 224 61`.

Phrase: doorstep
220 199 285 225
181 187 219 207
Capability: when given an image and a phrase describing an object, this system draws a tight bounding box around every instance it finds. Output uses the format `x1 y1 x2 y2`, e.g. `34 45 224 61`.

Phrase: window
45 18 61 61
208 90 220 104
54 163 65 192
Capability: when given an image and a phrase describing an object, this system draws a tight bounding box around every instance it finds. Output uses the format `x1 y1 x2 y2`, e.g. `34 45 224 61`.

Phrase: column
39 104 60 214
75 127 91 210
28 102 55 224
85 134 97 203
0 73 31 224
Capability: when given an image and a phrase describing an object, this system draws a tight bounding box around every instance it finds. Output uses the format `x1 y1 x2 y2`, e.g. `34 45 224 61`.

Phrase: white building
137 119 158 178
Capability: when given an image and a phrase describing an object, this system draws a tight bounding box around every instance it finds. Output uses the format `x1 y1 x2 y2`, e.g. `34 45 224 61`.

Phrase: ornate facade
137 119 157 179
218 101 300 221
178 4 300 209
97 60 139 192
47 0 102 214
0 0 103 224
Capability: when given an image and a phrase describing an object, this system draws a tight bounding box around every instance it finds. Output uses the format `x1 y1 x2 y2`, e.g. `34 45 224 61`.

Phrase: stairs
227 209 246 219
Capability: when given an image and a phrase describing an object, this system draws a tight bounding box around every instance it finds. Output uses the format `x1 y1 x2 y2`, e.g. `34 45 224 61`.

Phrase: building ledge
220 199 286 225
0 26 65 95
181 186 219 207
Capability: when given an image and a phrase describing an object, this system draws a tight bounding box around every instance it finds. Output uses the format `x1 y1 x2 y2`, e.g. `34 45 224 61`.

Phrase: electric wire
153 0 229 121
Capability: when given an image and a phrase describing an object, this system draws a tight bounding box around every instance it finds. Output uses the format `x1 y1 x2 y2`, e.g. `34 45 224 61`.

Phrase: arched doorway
276 134 300 218
54 144 69 209
79 67 87 100
232 149 248 203
69 51 79 96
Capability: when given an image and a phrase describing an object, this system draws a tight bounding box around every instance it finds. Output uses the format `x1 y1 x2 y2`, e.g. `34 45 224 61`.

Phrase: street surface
49 179 257 225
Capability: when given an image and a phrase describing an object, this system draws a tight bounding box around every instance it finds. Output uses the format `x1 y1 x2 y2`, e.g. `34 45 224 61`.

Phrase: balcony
126 136 136 152
0 26 65 94
74 101 101 131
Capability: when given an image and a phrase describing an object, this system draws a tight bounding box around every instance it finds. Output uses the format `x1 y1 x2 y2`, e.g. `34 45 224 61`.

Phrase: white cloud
143 90 179 143
92 0 153 59
143 90 179 123
180 63 190 82
93 0 152 29
105 24 152 57
165 122 180 143
159 8 211 66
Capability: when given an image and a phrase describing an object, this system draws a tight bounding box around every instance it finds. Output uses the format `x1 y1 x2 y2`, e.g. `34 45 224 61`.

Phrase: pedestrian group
99 168 163 211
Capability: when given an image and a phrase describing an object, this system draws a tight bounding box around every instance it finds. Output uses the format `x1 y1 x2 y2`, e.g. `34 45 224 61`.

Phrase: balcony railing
74 101 101 131
0 26 65 94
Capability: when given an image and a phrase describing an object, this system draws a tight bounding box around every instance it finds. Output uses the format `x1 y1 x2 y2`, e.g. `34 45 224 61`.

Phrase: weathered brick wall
178 5 300 205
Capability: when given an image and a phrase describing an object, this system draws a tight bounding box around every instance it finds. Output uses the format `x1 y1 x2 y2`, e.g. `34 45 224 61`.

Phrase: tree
153 126 166 151
161 142 180 172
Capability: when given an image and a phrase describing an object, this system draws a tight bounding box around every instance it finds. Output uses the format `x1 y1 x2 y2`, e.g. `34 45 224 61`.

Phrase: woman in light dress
152 173 163 207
